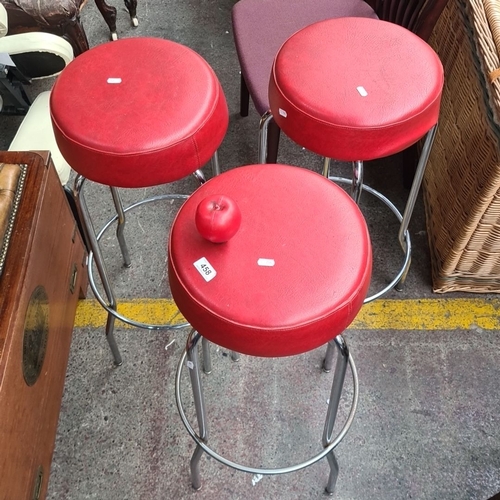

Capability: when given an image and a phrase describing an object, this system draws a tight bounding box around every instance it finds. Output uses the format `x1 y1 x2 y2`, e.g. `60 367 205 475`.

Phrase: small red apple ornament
195 195 242 243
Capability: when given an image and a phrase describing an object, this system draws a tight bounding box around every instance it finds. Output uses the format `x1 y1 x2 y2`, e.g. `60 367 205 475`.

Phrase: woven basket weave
423 0 500 292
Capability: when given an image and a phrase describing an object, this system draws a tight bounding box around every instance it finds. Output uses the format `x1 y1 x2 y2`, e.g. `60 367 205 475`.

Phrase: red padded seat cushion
269 17 444 161
232 0 377 115
50 37 228 188
168 164 372 357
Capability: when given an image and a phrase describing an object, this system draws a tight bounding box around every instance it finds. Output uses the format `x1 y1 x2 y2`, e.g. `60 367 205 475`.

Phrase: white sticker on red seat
194 257 217 282
257 258 275 267
357 86 368 97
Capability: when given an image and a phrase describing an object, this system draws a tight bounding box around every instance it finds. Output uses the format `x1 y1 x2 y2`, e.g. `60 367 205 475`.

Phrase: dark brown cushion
0 0 83 28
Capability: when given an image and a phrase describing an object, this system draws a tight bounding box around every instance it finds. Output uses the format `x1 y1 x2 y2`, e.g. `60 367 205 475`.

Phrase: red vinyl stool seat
50 37 229 366
170 164 372 494
261 17 444 301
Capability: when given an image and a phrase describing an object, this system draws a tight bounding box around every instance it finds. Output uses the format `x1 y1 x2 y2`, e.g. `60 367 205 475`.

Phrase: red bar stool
262 17 444 301
50 37 228 366
169 164 372 494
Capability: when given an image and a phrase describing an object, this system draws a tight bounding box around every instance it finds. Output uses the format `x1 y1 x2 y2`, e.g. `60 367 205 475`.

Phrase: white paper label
194 257 217 282
357 86 368 97
257 258 275 267
107 77 122 84
278 108 287 118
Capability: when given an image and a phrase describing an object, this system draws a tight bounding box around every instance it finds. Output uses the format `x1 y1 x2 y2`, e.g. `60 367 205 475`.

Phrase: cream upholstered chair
0 3 73 184
9 92 72 184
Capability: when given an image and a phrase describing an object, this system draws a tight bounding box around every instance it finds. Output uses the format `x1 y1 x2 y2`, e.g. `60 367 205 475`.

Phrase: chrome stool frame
259 114 438 303
175 330 359 495
72 153 220 366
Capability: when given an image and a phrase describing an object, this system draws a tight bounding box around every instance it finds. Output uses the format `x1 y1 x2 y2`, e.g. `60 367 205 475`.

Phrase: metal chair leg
322 341 336 373
73 175 122 366
257 110 281 164
322 335 349 495
175 330 358 493
266 119 281 164
187 331 208 490
395 124 438 291
202 337 212 374
202 337 239 373
258 110 274 164
193 151 220 181
322 157 331 178
109 186 131 268
352 160 364 205
211 150 221 177
325 450 340 496
192 169 206 184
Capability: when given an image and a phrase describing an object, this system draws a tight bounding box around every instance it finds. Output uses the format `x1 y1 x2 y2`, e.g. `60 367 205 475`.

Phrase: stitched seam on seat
52 111 219 157
169 239 372 333
272 74 444 132
50 75 224 158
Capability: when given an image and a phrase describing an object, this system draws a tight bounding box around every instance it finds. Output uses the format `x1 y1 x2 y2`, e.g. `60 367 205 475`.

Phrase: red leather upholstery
50 37 228 188
269 17 444 161
169 164 372 357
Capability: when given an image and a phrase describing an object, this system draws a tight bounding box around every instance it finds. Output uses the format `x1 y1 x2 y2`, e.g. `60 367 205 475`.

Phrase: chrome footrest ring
329 176 412 303
175 334 359 476
87 193 189 331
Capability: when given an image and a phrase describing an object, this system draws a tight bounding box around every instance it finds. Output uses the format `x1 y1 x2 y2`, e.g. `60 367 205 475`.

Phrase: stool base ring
88 193 189 330
329 176 412 303
175 331 359 477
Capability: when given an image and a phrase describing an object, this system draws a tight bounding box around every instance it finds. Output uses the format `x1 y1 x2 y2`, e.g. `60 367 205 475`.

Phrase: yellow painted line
74 298 500 330
75 299 187 328
352 298 500 330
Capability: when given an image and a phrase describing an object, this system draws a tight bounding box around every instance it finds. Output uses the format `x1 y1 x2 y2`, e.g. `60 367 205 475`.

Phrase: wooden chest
0 151 87 500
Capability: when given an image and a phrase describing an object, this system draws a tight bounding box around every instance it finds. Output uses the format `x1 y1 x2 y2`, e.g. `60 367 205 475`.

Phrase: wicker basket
423 0 500 292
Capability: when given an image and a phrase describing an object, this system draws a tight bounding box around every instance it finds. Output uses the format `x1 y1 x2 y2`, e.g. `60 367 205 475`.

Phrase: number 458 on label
193 257 217 282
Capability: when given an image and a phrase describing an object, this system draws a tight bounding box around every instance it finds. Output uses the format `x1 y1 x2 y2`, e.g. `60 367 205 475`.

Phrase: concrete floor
1 0 500 498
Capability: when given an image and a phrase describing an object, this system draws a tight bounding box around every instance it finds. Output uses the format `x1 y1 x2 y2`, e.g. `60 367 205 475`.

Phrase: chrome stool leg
323 335 349 495
186 331 208 490
351 160 364 205
323 157 364 205
82 193 196 353
194 150 221 183
321 128 437 300
211 150 221 176
395 124 438 290
73 175 122 366
73 151 219 363
258 110 274 164
109 187 131 268
201 337 239 373
322 340 336 373
202 337 212 374
176 331 358 493
325 450 340 496
192 169 206 184
322 157 331 178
